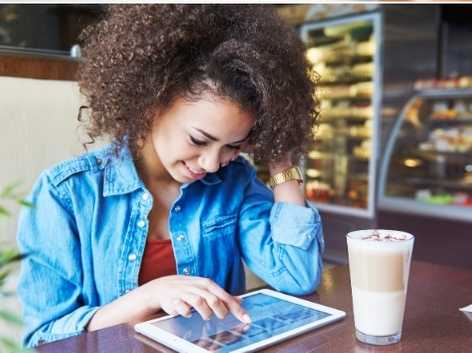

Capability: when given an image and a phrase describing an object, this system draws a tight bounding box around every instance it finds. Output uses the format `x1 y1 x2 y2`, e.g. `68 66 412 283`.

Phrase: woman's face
145 94 255 184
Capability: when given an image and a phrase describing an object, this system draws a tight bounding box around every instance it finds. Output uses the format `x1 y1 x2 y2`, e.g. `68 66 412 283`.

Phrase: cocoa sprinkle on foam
361 231 407 241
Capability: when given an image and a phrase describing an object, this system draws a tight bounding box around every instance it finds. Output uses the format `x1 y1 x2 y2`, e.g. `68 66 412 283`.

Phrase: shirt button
176 234 185 242
137 220 146 228
96 158 102 165
128 253 137 262
174 205 181 212
142 193 149 201
183 267 190 275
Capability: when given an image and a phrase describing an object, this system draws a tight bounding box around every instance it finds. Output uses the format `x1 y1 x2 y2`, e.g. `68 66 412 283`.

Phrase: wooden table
36 261 472 353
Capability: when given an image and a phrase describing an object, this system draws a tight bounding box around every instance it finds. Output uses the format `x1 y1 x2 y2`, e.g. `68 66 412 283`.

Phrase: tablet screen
150 293 331 352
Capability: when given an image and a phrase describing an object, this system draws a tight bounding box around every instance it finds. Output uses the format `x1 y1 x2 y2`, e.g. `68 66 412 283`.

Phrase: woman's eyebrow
194 128 218 141
193 128 249 144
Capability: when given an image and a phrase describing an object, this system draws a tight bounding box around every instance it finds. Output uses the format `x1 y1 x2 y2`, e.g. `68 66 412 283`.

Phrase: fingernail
242 314 251 323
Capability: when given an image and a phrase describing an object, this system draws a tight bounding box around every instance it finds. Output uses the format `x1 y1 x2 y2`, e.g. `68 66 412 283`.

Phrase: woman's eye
189 136 207 146
226 145 241 150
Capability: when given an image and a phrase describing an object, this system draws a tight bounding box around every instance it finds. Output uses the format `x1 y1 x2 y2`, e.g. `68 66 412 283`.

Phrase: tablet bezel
134 288 346 353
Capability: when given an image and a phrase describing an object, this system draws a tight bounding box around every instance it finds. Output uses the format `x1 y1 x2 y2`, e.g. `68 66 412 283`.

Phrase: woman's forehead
172 96 255 138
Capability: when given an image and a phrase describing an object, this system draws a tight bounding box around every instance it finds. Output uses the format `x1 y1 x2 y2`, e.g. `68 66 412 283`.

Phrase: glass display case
299 12 382 218
379 88 472 222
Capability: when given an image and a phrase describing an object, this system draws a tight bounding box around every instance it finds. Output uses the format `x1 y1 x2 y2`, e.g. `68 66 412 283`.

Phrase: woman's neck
136 138 179 190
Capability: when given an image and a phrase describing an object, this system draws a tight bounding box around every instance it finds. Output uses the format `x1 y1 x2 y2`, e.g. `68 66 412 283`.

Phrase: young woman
17 5 323 347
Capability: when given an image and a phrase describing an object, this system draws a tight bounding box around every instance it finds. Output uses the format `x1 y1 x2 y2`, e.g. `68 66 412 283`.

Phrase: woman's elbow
273 263 323 296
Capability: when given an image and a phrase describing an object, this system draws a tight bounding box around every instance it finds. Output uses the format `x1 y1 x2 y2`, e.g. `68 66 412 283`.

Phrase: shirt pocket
201 214 238 240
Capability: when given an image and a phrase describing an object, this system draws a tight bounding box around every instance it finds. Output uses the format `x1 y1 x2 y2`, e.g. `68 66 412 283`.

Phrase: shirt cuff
28 306 100 348
270 201 324 251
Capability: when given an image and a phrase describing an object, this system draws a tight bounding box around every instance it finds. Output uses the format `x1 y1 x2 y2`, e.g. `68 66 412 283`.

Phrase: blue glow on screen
151 293 331 352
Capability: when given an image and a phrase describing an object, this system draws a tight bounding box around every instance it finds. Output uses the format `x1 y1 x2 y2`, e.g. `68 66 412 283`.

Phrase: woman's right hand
141 275 251 323
87 275 250 332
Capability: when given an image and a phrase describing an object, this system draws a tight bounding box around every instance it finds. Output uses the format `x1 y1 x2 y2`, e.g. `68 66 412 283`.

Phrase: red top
138 238 177 285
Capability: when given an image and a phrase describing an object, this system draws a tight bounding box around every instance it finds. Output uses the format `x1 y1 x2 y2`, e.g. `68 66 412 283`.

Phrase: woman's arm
268 155 305 206
87 275 250 331
237 158 324 296
18 173 249 345
17 173 99 347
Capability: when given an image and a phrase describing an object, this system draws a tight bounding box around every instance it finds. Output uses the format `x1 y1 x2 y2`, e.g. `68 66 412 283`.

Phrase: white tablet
134 288 345 352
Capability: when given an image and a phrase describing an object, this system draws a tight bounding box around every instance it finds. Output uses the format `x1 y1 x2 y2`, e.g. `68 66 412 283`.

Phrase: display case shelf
430 116 472 123
300 12 382 218
410 149 471 163
379 88 472 222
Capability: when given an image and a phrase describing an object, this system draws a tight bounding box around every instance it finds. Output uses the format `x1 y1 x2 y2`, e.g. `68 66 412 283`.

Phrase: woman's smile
182 161 207 180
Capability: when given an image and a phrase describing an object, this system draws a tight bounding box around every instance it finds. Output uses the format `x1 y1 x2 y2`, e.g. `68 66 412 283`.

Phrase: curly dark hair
78 4 319 164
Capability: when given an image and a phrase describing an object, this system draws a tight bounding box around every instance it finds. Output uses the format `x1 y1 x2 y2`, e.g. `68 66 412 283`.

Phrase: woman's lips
183 162 206 180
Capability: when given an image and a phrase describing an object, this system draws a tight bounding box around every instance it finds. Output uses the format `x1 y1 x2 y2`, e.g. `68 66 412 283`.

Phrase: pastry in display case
300 12 382 218
378 87 472 222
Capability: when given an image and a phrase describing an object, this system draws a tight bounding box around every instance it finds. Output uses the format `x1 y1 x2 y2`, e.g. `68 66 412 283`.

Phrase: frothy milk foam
347 230 414 337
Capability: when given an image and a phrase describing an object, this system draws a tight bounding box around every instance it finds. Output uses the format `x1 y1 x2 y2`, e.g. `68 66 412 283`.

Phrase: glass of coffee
346 229 414 345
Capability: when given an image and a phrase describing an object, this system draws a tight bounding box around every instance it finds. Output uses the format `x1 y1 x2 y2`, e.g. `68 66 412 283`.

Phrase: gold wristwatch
267 166 303 188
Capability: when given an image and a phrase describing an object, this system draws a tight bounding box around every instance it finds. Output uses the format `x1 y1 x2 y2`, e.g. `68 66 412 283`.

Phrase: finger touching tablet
134 289 345 352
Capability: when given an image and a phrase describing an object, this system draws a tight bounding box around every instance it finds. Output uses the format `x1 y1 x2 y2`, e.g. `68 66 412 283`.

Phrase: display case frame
378 88 472 222
300 12 383 219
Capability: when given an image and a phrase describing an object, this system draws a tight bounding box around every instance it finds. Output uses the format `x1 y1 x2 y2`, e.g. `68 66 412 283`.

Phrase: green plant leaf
0 336 18 350
0 182 32 353
17 199 33 208
0 254 24 268
0 180 23 198
0 336 34 353
0 205 10 217
0 248 24 262
0 335 34 353
0 309 23 326
0 269 10 283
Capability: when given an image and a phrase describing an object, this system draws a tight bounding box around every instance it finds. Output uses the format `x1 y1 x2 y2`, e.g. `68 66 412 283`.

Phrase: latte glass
347 229 414 345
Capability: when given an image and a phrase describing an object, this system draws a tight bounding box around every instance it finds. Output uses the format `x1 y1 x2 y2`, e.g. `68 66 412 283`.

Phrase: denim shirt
17 144 324 347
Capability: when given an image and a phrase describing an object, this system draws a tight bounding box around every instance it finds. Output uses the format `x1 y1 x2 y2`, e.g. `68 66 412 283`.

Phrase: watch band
267 166 303 188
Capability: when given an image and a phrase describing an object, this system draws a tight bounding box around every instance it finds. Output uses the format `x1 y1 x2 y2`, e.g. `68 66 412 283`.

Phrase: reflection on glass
385 91 472 208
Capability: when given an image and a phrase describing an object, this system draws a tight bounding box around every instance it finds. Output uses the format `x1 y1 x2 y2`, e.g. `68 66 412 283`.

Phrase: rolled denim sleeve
270 201 325 252
16 172 99 347
238 172 324 295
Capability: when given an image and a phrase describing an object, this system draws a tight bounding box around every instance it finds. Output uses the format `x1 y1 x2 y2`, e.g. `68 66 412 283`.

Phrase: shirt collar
102 145 143 197
102 144 223 196
200 172 223 185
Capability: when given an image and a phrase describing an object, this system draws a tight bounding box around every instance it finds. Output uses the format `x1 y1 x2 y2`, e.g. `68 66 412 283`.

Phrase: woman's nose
198 151 220 173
